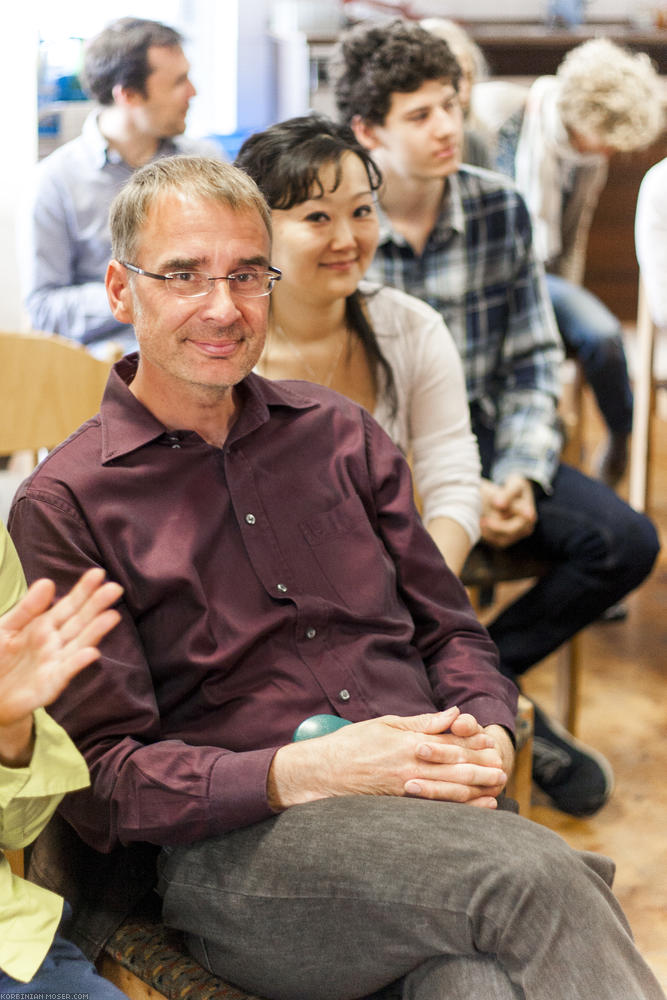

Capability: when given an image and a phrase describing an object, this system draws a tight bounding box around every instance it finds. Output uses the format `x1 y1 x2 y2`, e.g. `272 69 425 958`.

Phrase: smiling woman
236 115 482 575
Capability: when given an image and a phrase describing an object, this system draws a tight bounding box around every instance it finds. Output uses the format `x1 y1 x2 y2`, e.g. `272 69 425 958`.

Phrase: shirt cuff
0 709 89 806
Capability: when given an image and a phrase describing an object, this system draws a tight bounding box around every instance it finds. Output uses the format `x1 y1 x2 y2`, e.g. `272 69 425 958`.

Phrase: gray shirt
19 112 221 348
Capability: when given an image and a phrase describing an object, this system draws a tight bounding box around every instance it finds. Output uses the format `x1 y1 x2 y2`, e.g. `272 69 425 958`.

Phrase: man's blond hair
110 155 272 262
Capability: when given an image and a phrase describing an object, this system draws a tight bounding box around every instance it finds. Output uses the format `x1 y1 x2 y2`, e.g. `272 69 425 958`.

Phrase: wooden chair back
0 331 111 456
628 279 658 514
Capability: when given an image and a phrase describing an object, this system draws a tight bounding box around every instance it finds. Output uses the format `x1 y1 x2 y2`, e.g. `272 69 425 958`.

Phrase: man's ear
111 82 142 108
106 259 135 324
350 115 382 151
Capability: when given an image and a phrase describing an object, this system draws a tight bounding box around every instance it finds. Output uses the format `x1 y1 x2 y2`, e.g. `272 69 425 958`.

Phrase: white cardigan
361 282 481 545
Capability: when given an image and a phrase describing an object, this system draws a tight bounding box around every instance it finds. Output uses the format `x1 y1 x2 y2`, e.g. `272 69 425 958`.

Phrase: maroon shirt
9 356 516 852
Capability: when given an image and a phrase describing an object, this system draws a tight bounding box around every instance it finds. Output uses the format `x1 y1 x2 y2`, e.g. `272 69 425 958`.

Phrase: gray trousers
156 796 664 1000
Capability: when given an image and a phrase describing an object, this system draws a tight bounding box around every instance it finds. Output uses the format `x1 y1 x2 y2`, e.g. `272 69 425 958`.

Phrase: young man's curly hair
332 19 461 126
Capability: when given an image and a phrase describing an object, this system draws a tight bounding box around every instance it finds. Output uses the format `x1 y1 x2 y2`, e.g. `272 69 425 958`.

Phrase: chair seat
461 543 552 590
461 542 582 735
99 910 403 1000
99 911 266 1000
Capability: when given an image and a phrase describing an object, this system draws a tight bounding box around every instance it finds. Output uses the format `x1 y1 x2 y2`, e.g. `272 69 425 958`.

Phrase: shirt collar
374 174 465 251
81 111 182 170
99 354 319 463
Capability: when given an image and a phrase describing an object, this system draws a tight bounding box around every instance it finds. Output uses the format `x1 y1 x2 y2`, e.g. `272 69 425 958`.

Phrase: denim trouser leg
482 462 659 679
0 909 124 999
156 796 664 1000
546 272 633 435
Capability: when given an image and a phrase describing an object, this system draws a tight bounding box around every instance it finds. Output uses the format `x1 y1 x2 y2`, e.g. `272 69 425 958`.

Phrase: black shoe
531 704 614 817
595 432 628 488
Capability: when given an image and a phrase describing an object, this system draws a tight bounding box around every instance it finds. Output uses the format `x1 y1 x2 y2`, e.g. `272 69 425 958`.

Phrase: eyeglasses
120 262 281 299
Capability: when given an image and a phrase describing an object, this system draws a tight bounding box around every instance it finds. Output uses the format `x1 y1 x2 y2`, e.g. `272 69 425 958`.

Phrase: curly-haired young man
332 18 660 819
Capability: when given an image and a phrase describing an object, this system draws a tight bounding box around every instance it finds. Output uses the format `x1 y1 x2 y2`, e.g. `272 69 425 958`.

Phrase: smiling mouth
190 339 242 358
321 259 359 268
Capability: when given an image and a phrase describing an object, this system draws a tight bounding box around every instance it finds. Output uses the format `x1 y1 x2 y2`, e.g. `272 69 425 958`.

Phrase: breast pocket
300 494 397 618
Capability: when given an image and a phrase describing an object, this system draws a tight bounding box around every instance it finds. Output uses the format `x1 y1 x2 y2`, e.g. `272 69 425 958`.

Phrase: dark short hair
332 18 461 125
235 114 382 210
236 114 396 417
81 17 183 106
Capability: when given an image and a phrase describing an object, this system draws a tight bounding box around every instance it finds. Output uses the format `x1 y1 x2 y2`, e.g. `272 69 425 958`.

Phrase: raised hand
0 568 123 764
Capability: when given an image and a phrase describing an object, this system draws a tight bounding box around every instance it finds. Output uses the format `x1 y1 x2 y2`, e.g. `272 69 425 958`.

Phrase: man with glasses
19 17 219 357
9 156 665 1000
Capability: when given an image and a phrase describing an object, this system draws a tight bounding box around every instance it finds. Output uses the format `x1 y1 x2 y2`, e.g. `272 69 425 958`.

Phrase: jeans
156 796 665 1000
0 905 124 999
474 419 659 680
546 272 633 436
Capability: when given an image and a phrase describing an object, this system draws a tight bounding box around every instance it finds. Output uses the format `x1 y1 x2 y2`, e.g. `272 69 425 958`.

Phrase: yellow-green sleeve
0 522 26 615
0 709 90 981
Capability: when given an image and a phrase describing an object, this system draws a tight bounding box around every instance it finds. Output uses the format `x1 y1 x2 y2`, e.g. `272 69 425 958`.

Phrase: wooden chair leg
506 695 534 816
560 358 586 469
555 634 582 735
4 848 24 877
629 280 657 514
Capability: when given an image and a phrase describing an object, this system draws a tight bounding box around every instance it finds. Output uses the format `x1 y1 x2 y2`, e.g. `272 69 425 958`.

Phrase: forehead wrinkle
155 253 271 274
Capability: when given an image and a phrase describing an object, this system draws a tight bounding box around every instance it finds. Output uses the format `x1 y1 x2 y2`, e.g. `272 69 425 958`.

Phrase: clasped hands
480 474 537 548
268 706 514 813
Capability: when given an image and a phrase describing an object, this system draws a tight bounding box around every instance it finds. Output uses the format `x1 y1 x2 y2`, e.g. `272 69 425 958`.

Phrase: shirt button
339 689 351 702
306 627 317 639
245 513 256 525
276 583 288 593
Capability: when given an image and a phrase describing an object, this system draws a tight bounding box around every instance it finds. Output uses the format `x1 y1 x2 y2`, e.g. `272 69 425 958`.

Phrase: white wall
1 8 38 330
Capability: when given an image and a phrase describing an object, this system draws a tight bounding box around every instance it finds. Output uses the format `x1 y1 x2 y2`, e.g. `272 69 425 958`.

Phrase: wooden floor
487 388 667 990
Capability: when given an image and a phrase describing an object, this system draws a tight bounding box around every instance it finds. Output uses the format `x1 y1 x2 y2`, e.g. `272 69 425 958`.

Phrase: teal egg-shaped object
292 714 353 742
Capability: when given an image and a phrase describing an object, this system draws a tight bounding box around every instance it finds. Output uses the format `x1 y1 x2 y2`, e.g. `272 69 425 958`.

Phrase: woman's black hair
236 114 397 416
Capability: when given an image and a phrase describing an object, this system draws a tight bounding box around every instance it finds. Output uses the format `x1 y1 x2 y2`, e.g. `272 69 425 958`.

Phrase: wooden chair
628 279 660 514
0 330 111 459
462 545 581 736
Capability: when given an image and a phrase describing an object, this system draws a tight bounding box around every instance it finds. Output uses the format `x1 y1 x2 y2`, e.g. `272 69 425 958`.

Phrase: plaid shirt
366 167 564 491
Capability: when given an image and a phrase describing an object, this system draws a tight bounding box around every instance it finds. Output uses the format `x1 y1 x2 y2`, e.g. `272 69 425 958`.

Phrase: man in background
19 16 219 356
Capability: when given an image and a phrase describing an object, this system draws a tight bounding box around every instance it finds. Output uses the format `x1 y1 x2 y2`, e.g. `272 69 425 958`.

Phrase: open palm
0 568 122 728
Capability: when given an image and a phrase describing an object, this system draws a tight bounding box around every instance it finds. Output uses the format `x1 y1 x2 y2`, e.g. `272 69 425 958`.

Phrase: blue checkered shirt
366 167 564 491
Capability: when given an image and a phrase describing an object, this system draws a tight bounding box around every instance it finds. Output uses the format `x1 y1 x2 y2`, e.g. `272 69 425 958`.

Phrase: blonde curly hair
557 38 664 152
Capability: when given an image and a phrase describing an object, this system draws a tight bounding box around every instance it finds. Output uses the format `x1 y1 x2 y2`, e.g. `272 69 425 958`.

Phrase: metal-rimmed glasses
120 262 282 299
